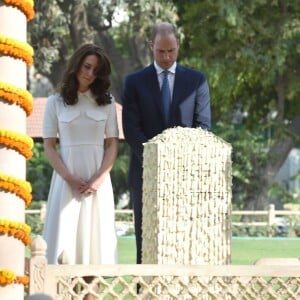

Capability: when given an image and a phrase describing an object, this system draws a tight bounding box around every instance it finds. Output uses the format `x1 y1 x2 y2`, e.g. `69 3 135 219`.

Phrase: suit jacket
122 63 211 189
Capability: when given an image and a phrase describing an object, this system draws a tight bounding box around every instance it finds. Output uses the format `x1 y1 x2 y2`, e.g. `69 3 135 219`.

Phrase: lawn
118 236 300 265
27 235 299 264
231 237 300 264
117 236 136 264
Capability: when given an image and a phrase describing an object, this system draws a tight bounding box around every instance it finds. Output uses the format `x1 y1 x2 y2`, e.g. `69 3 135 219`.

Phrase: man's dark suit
122 63 211 264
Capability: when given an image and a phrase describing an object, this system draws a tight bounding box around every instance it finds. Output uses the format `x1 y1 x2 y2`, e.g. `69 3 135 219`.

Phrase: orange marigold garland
2 0 35 21
0 219 31 246
0 34 34 66
0 173 32 207
0 269 29 286
0 129 33 159
0 81 33 116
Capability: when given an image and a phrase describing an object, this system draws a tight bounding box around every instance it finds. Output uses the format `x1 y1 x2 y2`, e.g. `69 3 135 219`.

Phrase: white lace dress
42 90 118 265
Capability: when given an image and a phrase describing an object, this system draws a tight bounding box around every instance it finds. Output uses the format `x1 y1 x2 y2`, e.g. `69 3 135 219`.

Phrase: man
122 22 211 264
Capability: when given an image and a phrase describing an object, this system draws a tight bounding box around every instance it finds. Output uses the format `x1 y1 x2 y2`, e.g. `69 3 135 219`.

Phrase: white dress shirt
154 61 177 101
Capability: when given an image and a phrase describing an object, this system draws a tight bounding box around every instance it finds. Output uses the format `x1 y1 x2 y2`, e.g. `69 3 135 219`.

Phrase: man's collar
154 61 177 74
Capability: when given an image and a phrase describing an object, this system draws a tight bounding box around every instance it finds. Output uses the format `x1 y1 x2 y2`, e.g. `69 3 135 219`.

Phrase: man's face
150 33 179 70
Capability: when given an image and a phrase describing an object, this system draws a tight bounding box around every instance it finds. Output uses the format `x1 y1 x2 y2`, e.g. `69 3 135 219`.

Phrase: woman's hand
84 137 118 196
81 181 98 196
66 175 90 195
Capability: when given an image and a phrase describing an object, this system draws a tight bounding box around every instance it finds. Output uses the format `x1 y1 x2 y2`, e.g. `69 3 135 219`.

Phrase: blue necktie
161 70 171 126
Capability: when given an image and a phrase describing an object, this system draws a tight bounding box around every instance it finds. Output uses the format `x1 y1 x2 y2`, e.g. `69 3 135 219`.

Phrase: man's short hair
151 22 178 41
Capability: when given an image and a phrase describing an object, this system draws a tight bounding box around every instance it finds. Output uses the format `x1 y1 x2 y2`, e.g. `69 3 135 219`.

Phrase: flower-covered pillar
142 127 232 265
0 1 34 298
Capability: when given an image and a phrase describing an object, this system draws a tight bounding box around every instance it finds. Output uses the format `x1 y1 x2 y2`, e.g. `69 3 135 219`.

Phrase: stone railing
26 236 300 299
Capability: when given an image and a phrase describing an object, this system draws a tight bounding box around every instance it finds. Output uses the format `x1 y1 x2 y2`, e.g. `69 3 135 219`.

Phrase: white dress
42 90 118 265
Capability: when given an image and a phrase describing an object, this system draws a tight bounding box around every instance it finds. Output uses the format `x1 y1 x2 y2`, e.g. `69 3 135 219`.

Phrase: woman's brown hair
59 43 112 106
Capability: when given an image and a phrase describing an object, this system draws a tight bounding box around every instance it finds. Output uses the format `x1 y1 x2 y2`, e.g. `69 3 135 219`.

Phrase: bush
26 201 46 236
232 225 272 237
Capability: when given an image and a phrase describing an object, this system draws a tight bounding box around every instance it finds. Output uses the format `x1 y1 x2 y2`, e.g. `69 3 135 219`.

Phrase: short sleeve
43 94 59 138
105 97 119 139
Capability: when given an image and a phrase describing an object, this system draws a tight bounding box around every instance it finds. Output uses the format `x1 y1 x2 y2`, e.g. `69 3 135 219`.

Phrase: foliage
111 0 178 53
176 0 300 124
27 214 43 236
232 225 271 237
115 210 133 223
285 215 300 237
26 201 46 236
213 122 269 208
232 222 300 238
26 142 52 201
268 182 297 205
110 142 130 205
28 0 68 79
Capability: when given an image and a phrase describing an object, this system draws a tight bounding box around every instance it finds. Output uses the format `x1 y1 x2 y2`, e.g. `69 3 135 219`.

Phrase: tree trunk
243 113 300 212
48 42 69 89
96 30 149 102
69 1 95 48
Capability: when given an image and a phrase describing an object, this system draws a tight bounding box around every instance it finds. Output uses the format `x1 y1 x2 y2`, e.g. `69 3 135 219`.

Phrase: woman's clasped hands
67 175 98 196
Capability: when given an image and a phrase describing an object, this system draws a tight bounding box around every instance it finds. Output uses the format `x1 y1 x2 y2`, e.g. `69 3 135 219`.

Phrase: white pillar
0 2 34 299
142 127 232 265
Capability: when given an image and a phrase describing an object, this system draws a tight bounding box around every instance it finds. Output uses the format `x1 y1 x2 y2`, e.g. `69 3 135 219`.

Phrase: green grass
231 237 300 264
118 236 300 265
27 236 299 265
117 236 136 264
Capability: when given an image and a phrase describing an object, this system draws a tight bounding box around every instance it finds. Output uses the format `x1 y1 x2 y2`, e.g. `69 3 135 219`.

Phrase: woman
42 44 119 271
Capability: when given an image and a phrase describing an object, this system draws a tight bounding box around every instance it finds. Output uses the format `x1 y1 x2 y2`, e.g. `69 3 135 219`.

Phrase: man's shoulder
176 65 207 85
177 64 206 77
126 64 155 80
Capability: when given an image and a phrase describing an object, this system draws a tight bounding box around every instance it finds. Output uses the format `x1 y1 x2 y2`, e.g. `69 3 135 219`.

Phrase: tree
175 0 300 209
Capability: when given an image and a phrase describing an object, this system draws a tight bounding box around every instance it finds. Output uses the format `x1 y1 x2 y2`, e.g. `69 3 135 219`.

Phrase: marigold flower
0 34 34 66
0 81 33 116
0 269 15 286
2 0 35 21
0 173 32 207
0 219 32 246
0 129 33 159
16 275 30 285
0 269 29 286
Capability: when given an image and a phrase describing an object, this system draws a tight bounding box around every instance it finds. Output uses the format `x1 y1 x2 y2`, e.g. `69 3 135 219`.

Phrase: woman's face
77 54 99 92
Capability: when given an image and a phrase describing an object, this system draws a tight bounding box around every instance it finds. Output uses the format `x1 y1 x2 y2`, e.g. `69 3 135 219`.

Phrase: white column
0 3 33 299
